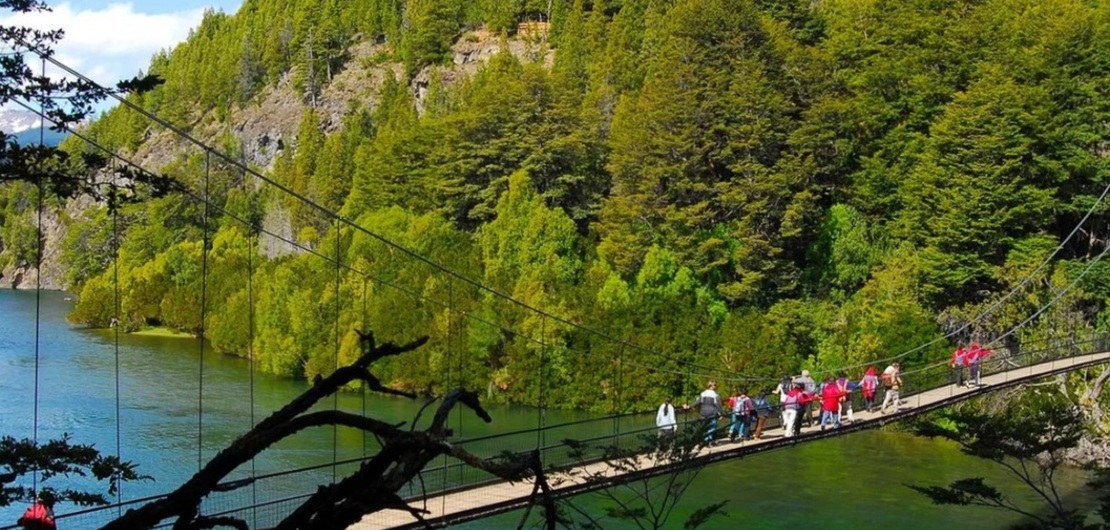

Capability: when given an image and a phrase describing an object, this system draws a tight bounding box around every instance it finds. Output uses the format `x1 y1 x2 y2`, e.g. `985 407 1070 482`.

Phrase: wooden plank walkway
351 351 1110 530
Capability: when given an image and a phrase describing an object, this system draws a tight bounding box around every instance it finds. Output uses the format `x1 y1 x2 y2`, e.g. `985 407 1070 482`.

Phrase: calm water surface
0 290 1098 529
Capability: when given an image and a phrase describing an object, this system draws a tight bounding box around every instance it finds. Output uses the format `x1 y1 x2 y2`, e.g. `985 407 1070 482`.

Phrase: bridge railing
897 330 1108 410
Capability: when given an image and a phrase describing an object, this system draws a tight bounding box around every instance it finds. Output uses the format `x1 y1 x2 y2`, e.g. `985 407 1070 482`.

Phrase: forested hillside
8 0 1110 415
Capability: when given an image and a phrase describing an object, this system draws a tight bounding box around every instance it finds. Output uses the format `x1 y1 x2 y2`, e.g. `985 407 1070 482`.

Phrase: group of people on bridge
951 343 992 388
657 343 995 445
657 362 912 445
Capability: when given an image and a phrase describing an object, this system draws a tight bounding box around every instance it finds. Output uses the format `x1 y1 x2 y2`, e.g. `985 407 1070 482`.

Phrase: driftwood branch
101 329 550 530
271 391 542 530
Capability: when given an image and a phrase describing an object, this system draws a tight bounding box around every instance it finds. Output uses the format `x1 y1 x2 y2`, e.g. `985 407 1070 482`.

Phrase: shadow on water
465 430 1101 530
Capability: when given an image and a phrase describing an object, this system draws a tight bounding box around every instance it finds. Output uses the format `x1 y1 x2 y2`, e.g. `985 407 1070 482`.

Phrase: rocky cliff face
0 207 66 291
1 28 549 286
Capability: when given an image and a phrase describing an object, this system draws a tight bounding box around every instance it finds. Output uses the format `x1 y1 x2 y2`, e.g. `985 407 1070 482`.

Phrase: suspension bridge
4 42 1110 530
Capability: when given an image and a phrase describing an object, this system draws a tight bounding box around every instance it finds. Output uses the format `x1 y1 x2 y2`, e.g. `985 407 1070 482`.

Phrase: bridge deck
350 351 1110 530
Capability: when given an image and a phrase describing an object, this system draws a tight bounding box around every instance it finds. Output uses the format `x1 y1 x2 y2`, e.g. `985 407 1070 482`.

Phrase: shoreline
128 326 195 339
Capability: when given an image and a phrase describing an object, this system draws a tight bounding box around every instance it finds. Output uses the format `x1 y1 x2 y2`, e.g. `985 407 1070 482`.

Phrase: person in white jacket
656 397 678 439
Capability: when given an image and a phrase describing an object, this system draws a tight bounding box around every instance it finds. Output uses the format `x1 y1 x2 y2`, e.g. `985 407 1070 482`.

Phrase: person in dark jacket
751 391 772 440
692 380 722 445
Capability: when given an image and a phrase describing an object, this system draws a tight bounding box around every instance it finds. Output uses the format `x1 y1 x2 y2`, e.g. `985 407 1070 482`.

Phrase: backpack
734 396 753 415
862 375 878 394
753 395 771 415
881 369 894 389
836 379 849 403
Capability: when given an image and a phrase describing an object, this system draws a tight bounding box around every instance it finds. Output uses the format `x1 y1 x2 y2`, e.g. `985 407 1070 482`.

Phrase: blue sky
1 1 245 95
61 1 242 14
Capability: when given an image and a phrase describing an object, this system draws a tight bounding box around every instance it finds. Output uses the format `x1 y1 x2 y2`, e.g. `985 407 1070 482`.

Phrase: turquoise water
0 290 1099 529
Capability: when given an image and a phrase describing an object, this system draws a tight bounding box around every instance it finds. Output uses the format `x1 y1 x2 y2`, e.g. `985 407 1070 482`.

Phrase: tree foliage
0 434 148 509
25 0 1109 420
911 390 1109 530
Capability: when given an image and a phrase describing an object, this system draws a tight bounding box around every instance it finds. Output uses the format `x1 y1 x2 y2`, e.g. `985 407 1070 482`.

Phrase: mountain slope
36 0 1110 422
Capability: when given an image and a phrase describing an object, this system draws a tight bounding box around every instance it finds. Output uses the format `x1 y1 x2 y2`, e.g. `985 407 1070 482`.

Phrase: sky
0 1 244 94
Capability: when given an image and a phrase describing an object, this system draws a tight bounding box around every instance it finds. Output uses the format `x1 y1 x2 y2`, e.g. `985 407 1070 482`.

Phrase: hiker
880 362 903 414
969 343 992 386
656 397 677 439
774 374 792 402
693 380 722 445
17 494 55 530
819 375 843 430
782 384 802 438
793 370 817 426
951 345 968 387
793 384 815 435
729 389 753 442
860 366 880 413
751 391 772 440
835 372 854 423
775 374 793 427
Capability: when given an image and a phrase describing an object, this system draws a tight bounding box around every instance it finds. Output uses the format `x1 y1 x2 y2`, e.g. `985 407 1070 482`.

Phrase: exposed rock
7 27 549 289
259 202 299 259
0 206 67 291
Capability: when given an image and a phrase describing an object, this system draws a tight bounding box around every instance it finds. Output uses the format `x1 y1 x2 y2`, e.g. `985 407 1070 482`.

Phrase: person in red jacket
968 343 992 386
860 366 880 412
793 384 817 435
819 376 845 430
17 494 56 530
951 345 968 387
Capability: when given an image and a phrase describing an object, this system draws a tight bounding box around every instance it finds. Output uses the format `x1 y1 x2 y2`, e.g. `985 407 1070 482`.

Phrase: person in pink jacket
968 343 992 386
819 376 845 430
860 366 880 412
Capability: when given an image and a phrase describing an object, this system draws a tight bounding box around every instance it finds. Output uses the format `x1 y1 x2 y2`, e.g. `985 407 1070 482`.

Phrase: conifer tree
600 0 794 304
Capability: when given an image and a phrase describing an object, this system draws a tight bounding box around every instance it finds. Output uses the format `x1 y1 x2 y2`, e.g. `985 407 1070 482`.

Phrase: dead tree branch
102 330 551 530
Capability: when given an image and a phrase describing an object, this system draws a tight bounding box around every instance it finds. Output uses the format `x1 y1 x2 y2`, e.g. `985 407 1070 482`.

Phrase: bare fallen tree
100 330 553 530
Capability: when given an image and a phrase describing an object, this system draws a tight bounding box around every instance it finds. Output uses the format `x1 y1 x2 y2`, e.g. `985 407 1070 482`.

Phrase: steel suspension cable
111 158 123 513
824 184 1110 376
992 240 1110 345
360 278 368 458
30 57 45 497
197 150 211 473
332 219 341 483
247 217 257 528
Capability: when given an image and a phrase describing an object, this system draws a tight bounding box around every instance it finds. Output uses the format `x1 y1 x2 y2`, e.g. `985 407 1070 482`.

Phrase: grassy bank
129 326 194 339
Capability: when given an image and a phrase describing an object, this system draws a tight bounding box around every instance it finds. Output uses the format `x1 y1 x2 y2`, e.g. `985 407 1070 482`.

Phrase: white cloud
0 2 209 85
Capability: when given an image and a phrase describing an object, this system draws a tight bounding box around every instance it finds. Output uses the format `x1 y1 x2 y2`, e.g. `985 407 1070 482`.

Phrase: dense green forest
4 0 1110 415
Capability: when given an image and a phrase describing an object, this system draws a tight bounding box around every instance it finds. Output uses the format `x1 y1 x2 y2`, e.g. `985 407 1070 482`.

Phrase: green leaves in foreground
0 434 150 508
909 390 1104 530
